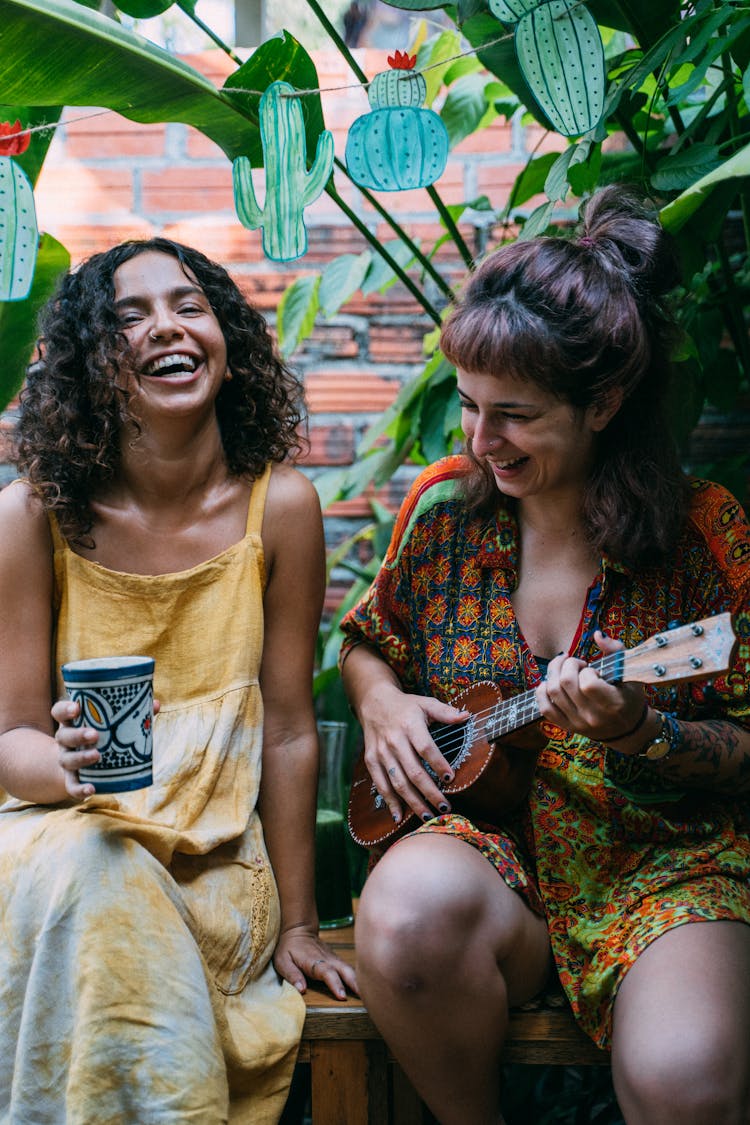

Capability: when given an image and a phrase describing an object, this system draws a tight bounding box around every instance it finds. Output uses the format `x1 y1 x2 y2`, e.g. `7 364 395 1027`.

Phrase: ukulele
347 612 737 847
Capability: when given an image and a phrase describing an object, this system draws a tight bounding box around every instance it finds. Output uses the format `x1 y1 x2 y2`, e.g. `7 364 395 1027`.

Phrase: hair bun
577 185 681 299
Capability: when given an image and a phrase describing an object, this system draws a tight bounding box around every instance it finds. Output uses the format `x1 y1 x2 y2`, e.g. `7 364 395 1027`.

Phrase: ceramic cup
60 656 155 793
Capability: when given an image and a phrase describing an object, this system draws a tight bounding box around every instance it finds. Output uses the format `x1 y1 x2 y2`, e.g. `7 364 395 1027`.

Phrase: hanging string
5 27 514 145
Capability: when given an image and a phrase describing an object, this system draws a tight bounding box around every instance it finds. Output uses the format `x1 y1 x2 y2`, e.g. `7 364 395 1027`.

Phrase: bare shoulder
0 480 52 560
265 463 322 519
262 465 324 578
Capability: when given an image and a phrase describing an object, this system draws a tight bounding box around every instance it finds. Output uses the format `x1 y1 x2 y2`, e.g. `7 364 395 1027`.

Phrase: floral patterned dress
340 455 750 1047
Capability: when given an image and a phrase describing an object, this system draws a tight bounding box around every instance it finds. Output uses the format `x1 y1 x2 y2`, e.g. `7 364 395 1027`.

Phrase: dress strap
46 508 68 553
245 464 272 536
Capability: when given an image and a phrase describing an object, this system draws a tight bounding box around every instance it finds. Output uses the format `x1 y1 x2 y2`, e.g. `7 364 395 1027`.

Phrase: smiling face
457 369 616 508
112 250 228 418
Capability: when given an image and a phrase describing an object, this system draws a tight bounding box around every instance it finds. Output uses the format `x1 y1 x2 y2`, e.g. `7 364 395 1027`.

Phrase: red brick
475 162 527 198
296 325 361 362
141 166 234 214
41 222 156 261
35 165 135 221
305 371 399 413
453 118 514 156
160 218 266 264
369 323 426 364
302 423 357 465
63 112 166 159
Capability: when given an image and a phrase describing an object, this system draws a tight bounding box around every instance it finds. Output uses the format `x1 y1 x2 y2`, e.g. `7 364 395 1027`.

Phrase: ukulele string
428 649 628 758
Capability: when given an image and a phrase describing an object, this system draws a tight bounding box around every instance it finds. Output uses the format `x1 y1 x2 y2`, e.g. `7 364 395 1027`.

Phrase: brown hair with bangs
440 185 690 568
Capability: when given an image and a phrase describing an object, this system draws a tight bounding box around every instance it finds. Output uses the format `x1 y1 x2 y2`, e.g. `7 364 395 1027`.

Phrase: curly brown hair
14 238 306 543
440 186 690 568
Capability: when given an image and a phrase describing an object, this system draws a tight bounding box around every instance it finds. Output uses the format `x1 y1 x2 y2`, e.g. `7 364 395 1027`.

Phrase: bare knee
355 835 548 1004
356 851 470 992
614 1028 750 1124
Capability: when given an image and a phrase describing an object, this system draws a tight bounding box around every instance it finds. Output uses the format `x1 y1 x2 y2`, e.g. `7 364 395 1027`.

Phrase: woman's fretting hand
536 630 648 748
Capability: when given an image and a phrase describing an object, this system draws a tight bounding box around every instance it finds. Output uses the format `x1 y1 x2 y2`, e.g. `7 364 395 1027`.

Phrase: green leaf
0 0 267 160
543 143 589 202
115 0 173 16
587 0 681 45
660 142 750 232
511 152 561 207
417 29 464 107
0 233 70 411
567 143 601 196
703 348 743 414
222 33 327 167
380 0 447 8
360 240 416 296
518 199 555 239
651 143 722 192
276 274 320 358
441 73 497 147
318 252 371 317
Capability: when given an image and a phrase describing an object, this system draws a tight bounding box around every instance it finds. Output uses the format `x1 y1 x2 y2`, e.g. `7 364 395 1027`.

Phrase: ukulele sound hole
431 715 474 770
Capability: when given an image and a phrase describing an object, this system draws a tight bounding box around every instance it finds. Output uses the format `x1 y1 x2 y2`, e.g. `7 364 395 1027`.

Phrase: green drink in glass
316 721 354 929
315 808 354 929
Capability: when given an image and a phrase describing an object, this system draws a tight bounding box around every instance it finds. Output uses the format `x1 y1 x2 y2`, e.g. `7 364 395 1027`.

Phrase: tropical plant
1 0 748 683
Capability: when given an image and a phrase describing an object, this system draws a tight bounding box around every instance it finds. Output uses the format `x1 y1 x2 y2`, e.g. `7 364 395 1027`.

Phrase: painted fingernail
443 772 453 782
421 812 432 822
438 802 450 814
392 811 402 824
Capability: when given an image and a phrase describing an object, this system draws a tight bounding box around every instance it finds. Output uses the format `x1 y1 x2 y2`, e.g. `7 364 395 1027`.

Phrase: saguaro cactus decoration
489 0 605 137
345 50 449 192
0 120 38 302
233 81 334 263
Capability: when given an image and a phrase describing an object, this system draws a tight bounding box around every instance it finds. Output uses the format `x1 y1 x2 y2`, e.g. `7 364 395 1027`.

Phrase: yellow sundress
0 466 305 1124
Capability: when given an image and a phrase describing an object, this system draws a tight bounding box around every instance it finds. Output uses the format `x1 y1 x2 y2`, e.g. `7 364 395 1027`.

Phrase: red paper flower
0 120 30 156
387 50 416 70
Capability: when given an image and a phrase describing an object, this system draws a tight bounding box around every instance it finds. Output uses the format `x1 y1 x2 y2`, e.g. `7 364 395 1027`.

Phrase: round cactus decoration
346 51 449 193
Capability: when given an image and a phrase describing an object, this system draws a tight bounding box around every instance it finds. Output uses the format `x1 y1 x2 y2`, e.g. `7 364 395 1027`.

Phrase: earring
224 370 233 382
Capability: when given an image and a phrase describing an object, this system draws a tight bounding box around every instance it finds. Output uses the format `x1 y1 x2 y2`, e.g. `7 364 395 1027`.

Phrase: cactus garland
489 0 605 137
0 120 38 302
233 81 334 263
345 51 449 192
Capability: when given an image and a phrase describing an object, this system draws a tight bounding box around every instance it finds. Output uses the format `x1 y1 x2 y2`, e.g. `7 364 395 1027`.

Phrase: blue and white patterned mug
61 656 155 793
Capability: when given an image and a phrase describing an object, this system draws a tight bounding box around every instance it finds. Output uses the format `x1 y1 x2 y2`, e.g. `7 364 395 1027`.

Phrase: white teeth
144 354 198 376
494 456 525 468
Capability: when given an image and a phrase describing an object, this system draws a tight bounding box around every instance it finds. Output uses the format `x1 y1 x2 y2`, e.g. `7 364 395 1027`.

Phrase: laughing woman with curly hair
0 238 355 1124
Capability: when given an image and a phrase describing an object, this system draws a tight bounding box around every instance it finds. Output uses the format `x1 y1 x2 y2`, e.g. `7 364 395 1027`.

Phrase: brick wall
2 47 541 593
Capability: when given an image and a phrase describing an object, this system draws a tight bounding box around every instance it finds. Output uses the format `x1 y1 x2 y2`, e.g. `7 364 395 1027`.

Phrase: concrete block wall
2 47 543 598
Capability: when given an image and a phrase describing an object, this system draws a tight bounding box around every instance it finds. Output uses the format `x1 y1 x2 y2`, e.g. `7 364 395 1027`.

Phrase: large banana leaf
0 0 314 163
0 233 70 410
660 142 750 233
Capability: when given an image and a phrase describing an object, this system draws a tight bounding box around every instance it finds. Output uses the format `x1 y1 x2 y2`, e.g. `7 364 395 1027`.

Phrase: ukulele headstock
623 612 736 686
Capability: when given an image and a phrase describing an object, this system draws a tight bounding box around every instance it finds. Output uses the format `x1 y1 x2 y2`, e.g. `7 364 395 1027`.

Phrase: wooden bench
298 923 609 1124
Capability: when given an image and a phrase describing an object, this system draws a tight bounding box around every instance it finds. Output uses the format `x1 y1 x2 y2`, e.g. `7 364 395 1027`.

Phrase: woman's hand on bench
275 924 359 1001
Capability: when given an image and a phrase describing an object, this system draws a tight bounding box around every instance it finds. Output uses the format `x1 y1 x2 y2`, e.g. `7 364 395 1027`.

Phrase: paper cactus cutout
489 0 605 137
346 53 448 192
0 121 38 302
232 81 334 263
0 119 31 157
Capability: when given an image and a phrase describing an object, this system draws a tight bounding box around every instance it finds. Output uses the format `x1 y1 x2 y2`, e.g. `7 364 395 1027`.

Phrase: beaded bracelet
602 701 650 744
660 710 682 754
